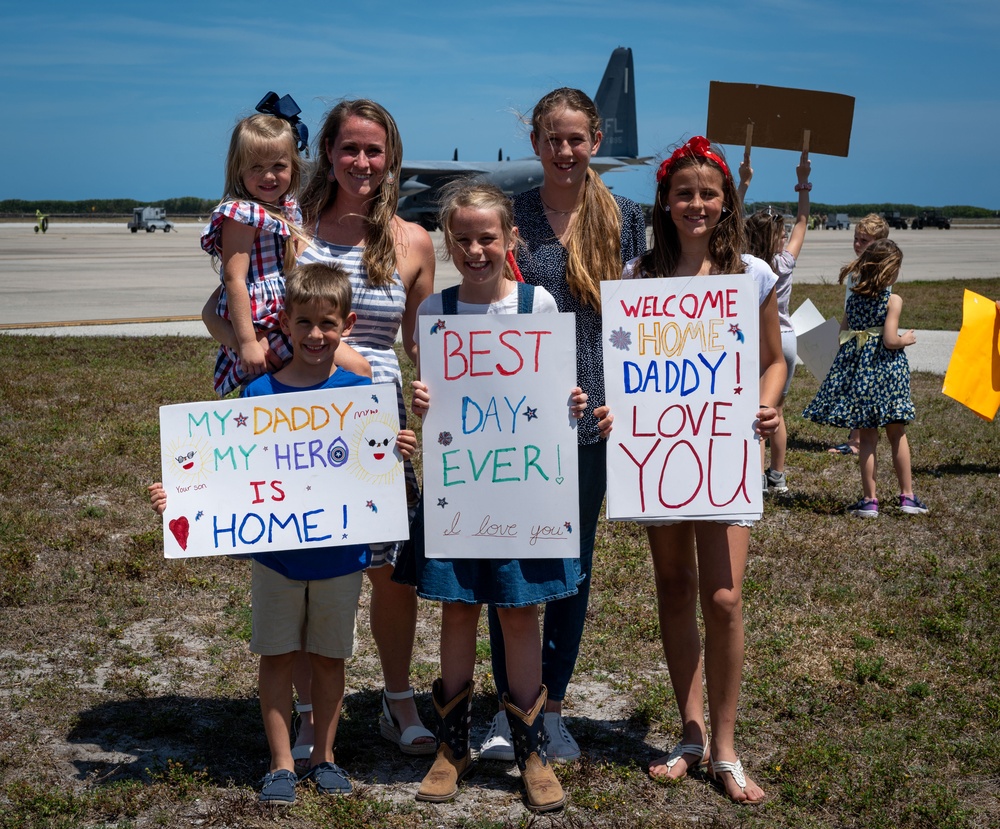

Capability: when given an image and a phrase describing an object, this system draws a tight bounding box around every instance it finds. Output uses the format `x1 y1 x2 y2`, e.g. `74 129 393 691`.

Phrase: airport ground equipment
34 210 48 233
127 206 174 233
825 213 850 230
911 210 951 229
882 211 908 230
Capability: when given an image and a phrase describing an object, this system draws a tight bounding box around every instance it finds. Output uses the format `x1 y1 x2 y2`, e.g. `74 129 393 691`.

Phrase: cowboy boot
416 679 474 802
503 685 565 812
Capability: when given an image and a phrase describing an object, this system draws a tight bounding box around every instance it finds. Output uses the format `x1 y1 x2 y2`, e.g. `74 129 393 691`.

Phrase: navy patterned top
513 187 646 445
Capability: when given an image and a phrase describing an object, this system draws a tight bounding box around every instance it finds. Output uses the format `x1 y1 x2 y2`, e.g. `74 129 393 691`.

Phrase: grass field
1 325 999 828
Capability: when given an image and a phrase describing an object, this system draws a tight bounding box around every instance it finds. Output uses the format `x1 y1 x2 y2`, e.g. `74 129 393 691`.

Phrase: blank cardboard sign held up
707 82 855 156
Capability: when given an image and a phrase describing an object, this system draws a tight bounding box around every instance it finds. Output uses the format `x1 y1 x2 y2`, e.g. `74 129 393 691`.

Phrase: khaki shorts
250 560 363 659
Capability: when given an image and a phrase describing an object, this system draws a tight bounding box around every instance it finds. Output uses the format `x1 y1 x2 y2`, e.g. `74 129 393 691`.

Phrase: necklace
539 193 579 215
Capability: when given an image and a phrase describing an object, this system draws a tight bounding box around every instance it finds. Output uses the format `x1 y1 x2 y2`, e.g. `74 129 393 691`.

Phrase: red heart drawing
168 516 190 550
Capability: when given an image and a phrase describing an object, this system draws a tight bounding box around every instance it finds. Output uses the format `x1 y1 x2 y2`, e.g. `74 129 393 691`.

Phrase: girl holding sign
625 136 785 804
408 181 605 812
482 87 647 765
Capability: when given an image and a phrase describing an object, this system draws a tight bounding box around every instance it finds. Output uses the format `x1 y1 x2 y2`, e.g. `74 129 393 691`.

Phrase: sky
3 0 998 209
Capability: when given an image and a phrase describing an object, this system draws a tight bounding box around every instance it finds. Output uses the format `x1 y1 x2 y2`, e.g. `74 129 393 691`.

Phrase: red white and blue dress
201 198 300 396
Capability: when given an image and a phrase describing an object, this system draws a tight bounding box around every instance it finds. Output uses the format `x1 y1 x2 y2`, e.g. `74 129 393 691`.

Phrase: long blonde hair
532 88 622 311
222 113 306 272
299 100 402 288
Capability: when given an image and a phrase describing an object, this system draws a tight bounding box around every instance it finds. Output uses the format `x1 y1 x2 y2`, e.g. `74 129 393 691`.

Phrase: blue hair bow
256 91 309 155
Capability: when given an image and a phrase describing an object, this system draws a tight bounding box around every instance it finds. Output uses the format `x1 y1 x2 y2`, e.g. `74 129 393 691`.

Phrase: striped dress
297 239 417 566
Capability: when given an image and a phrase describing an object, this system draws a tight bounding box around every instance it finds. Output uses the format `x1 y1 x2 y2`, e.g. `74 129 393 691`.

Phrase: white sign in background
158 383 409 558
419 312 580 559
601 274 763 522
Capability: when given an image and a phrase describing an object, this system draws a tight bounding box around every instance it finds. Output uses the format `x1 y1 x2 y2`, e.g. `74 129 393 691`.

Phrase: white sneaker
479 711 515 761
543 711 581 762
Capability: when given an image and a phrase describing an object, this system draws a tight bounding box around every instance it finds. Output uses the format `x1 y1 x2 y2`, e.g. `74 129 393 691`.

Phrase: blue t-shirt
242 369 373 580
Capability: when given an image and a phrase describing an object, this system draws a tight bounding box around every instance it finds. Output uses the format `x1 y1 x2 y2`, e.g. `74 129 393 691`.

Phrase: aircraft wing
591 156 653 174
400 160 500 179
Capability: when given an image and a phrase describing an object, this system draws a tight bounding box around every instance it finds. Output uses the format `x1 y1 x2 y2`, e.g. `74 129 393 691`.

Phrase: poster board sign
791 299 841 379
942 289 1000 420
707 82 855 156
158 383 409 558
419 312 579 558
601 275 762 521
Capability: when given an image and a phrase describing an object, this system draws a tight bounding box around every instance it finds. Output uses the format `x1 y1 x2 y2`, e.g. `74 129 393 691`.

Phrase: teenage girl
803 239 928 517
481 87 646 764
201 112 309 397
740 150 812 493
627 136 785 804
203 100 436 765
409 180 605 812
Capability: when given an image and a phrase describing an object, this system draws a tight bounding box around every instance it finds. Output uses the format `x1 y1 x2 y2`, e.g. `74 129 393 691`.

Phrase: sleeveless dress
297 238 418 567
201 199 299 397
802 287 915 428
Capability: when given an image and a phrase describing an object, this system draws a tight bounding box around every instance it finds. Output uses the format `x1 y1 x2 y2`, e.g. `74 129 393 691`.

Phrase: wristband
794 182 812 192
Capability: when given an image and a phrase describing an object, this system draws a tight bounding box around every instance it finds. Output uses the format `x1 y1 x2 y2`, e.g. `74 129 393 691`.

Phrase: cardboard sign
158 383 409 558
419 312 580 558
942 290 1000 420
707 82 855 156
601 275 762 522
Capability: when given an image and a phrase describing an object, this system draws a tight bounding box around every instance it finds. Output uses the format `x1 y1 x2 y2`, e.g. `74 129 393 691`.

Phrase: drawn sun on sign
347 413 403 486
165 436 212 484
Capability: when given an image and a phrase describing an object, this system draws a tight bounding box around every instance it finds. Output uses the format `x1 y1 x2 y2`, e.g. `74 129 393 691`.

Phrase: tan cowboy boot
503 685 565 812
416 679 474 802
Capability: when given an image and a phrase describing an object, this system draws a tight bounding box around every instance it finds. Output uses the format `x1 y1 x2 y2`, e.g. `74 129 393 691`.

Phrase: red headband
656 136 731 183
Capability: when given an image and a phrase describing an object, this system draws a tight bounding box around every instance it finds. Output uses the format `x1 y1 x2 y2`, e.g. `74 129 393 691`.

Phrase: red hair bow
656 136 731 183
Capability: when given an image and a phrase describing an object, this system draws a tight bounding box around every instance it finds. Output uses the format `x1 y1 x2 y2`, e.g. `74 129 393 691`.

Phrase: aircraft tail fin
594 46 638 159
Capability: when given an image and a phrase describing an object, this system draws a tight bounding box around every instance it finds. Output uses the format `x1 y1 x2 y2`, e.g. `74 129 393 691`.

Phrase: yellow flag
941 290 1000 420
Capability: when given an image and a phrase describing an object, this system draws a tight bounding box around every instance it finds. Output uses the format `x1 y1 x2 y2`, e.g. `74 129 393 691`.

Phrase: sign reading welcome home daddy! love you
158 383 409 558
419 312 579 559
601 275 762 522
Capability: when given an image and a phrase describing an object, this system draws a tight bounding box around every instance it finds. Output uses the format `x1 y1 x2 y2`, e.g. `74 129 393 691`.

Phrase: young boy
828 214 890 455
151 262 416 804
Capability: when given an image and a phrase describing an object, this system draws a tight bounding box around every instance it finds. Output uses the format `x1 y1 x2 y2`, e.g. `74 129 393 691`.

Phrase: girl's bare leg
885 423 913 495
440 602 482 699
857 427 880 501
695 522 764 804
496 606 542 711
648 523 706 779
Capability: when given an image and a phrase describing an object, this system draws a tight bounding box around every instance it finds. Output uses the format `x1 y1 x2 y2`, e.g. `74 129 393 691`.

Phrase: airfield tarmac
2 222 998 373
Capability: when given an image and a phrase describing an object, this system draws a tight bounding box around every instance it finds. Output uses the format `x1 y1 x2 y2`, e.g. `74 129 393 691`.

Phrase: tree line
2 198 997 220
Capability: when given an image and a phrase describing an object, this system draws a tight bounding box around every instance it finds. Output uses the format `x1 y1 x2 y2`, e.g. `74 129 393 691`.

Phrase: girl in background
803 239 928 518
741 150 812 493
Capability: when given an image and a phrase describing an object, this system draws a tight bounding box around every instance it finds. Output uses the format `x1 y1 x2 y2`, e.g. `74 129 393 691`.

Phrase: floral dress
803 287 915 428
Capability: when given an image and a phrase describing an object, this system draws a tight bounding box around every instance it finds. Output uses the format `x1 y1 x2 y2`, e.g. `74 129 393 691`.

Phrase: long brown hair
531 87 622 311
641 146 745 278
299 100 403 287
839 238 902 296
745 208 785 268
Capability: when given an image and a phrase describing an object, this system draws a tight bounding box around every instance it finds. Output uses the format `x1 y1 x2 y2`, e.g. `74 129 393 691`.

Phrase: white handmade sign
791 298 840 379
419 312 580 558
158 383 409 558
601 275 762 521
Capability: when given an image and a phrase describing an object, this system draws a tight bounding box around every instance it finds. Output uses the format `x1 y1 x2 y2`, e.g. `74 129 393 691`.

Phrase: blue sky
3 0 998 208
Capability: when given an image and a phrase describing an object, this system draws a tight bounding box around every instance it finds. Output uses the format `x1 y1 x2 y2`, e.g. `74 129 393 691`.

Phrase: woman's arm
882 293 916 350
784 151 811 260
202 285 286 371
396 218 436 365
756 288 786 436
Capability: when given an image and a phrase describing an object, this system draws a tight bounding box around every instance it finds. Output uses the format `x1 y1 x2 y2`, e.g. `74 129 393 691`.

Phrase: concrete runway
4 221 999 373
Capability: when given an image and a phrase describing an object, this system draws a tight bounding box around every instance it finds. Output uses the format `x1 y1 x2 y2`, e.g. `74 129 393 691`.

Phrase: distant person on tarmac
740 149 812 495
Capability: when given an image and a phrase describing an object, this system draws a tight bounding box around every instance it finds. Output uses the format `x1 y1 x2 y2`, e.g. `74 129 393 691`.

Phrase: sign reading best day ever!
601 275 762 521
158 383 409 558
419 312 579 559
